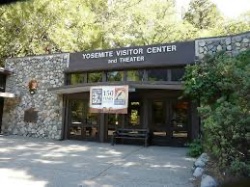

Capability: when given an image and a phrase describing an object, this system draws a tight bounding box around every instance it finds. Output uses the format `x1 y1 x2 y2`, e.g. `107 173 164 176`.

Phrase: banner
90 85 129 114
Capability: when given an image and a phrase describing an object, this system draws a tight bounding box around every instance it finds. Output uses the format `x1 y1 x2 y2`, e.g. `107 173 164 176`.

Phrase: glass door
170 100 189 142
150 99 189 145
150 100 169 144
105 100 142 141
127 101 142 129
68 100 83 139
68 99 99 141
106 114 122 141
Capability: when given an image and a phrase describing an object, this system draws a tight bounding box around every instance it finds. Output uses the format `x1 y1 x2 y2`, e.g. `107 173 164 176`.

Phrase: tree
0 0 62 65
183 50 250 178
184 0 223 30
0 0 199 66
0 0 107 65
210 20 250 36
102 0 197 47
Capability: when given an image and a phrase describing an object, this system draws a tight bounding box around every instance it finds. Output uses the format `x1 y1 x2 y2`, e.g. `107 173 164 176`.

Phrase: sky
176 0 250 19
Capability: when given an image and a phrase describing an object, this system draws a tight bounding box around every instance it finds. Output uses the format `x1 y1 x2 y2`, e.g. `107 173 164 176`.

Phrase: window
66 73 85 85
106 71 124 82
87 72 102 83
127 70 144 81
148 69 168 81
171 68 185 81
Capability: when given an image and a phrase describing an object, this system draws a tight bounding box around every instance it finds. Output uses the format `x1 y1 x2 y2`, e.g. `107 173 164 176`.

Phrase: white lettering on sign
108 59 117 64
82 51 113 59
81 45 177 62
146 45 176 54
116 48 143 56
119 56 144 63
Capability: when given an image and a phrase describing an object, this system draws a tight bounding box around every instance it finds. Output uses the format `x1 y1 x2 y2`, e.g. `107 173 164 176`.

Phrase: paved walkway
0 135 194 187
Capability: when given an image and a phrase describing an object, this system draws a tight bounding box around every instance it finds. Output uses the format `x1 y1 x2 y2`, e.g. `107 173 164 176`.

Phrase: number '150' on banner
89 85 129 114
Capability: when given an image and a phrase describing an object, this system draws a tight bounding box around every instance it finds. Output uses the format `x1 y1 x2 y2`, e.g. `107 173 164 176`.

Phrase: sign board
68 41 195 72
24 107 38 123
89 85 129 114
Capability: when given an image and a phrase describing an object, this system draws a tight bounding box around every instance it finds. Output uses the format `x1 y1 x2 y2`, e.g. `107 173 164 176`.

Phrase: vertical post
61 95 67 140
142 97 148 129
98 71 106 143
99 113 105 142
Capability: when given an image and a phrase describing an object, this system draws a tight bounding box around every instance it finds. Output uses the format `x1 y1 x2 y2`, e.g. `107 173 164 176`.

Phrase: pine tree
184 0 222 30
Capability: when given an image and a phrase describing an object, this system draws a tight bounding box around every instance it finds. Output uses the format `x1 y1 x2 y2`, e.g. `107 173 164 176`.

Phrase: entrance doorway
150 99 189 146
67 99 100 141
105 99 142 141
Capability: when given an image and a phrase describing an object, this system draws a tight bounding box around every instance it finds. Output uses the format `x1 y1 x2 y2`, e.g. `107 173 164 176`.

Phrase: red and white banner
89 85 129 114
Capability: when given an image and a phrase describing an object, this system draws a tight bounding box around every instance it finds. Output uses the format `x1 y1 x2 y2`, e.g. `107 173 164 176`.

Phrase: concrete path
0 135 194 187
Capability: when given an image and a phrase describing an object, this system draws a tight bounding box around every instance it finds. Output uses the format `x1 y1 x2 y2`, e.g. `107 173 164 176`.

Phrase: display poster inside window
90 85 129 114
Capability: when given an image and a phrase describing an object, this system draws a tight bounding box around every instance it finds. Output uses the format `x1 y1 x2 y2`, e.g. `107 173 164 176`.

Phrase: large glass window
127 70 144 81
171 68 185 81
67 73 85 85
87 72 102 83
148 69 168 81
106 71 124 82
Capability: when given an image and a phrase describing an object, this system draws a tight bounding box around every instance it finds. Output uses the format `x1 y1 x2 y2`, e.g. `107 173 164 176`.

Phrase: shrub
187 138 203 158
183 50 250 178
229 160 250 178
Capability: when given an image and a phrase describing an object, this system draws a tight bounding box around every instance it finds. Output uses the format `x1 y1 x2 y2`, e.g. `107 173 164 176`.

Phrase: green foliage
184 0 223 30
187 138 203 158
229 160 250 177
0 0 249 67
183 50 250 177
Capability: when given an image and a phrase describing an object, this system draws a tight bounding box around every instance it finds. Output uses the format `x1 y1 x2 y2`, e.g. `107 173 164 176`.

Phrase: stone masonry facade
195 31 250 59
2 53 69 140
1 31 249 140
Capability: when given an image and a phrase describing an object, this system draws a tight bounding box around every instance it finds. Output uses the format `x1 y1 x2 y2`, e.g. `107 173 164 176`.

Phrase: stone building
0 31 249 146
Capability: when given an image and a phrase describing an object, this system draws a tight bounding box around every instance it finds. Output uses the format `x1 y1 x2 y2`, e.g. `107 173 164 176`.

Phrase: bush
183 50 250 178
229 160 250 177
187 138 203 157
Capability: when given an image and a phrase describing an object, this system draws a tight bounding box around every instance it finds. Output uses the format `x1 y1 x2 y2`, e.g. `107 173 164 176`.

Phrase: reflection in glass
127 70 144 81
106 71 124 82
68 100 99 140
152 101 165 124
107 114 122 136
171 68 185 81
87 72 102 83
152 101 166 136
171 101 188 138
69 100 83 136
128 102 140 127
148 69 168 81
67 73 85 85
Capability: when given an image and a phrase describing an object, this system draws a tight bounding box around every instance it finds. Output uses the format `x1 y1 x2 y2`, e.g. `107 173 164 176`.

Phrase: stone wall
2 53 69 140
195 31 250 59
